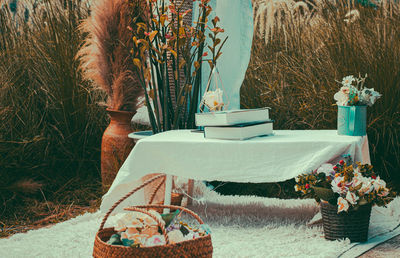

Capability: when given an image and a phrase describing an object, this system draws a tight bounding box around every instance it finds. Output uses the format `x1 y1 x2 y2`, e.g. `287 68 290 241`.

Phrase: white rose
372 176 386 191
203 89 224 111
334 91 349 106
331 176 345 194
345 191 359 205
167 230 185 244
359 177 374 195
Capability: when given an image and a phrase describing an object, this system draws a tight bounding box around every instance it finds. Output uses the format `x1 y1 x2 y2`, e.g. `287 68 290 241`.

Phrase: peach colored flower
337 197 349 213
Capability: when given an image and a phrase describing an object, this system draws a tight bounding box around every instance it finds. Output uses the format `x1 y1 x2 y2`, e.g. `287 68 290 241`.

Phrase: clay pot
101 109 136 191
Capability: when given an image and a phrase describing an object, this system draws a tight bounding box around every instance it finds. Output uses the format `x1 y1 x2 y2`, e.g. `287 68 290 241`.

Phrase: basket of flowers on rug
93 174 212 258
295 156 395 242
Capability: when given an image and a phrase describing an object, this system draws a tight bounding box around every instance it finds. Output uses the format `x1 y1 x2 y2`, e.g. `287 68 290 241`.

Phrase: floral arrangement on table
295 157 395 213
334 74 382 106
129 0 227 133
107 209 211 247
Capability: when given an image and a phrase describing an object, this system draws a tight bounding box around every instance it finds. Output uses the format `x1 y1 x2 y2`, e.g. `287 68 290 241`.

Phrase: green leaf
312 186 336 202
161 210 180 227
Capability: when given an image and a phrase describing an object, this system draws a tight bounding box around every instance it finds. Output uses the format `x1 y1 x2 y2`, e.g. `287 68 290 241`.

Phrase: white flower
342 76 355 86
345 191 359 205
203 88 224 111
360 88 381 106
351 174 363 188
372 176 386 191
331 176 345 194
337 197 350 213
359 177 374 195
317 163 335 177
334 86 351 106
294 184 299 191
167 230 185 244
115 213 139 232
295 177 300 183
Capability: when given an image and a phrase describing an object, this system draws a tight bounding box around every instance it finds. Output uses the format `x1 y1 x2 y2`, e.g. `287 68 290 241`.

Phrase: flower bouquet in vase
295 157 395 242
334 74 381 136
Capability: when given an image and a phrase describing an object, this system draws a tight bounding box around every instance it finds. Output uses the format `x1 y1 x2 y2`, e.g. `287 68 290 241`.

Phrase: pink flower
339 160 344 165
305 183 310 189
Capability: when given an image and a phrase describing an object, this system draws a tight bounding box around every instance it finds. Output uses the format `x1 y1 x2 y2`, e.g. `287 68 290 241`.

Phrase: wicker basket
93 174 212 257
147 176 184 213
320 201 372 242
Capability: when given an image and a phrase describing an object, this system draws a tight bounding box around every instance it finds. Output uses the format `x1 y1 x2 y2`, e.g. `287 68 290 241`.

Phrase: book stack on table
195 108 273 140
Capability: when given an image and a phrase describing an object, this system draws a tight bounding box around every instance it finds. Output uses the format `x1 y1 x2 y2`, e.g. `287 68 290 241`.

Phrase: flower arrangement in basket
295 156 396 242
334 74 382 136
93 175 212 258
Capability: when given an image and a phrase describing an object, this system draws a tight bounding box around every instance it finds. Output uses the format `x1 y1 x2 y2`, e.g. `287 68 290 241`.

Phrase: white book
204 121 273 140
195 108 270 127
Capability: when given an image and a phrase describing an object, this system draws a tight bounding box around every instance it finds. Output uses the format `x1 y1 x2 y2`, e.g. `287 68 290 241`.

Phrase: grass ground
0 177 102 238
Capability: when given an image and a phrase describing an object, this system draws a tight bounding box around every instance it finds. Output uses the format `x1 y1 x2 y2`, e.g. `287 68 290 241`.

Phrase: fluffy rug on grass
1 184 399 258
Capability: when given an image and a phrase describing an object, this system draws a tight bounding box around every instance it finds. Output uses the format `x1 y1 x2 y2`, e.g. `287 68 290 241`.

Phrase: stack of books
195 108 273 140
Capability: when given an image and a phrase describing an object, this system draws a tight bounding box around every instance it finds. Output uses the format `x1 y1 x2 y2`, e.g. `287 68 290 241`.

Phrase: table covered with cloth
100 130 370 213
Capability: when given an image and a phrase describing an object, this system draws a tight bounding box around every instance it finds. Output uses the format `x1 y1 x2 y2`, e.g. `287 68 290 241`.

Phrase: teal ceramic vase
337 106 367 136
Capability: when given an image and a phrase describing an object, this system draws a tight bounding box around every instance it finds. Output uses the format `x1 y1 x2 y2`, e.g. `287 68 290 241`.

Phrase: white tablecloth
100 130 370 212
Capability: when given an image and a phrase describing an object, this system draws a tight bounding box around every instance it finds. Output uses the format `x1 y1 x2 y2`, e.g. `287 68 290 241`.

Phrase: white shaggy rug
1 185 400 258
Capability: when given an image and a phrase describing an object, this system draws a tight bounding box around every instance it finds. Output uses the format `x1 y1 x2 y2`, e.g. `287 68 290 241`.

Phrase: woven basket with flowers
295 156 396 242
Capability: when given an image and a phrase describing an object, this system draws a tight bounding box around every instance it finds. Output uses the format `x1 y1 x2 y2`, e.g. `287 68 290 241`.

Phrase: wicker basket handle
99 174 166 231
122 207 170 244
124 205 206 245
128 204 206 225
148 176 166 204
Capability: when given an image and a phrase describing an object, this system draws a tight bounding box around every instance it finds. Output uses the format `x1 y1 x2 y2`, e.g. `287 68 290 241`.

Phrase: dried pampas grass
6 179 43 194
77 0 143 112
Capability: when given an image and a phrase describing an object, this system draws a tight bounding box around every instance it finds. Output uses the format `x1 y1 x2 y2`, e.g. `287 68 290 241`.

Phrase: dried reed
77 0 143 112
244 0 400 188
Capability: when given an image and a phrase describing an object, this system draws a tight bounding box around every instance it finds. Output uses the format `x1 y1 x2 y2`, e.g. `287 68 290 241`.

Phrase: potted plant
334 74 381 136
295 157 396 242
129 0 227 134
77 0 144 190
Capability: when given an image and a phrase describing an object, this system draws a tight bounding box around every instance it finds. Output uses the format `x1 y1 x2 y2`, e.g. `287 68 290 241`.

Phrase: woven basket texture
93 228 212 258
321 202 372 242
93 174 212 257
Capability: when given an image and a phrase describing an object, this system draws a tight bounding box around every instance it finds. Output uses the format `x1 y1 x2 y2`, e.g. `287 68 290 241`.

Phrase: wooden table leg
187 179 194 205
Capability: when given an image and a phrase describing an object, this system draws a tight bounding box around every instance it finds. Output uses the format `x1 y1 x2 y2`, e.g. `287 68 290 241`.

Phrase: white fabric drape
194 0 254 110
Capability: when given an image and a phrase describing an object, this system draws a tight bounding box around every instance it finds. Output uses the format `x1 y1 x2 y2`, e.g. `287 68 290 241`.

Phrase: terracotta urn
101 109 136 191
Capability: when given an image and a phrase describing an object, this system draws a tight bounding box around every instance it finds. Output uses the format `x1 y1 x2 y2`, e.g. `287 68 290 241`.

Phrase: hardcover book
204 120 273 140
195 108 270 127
